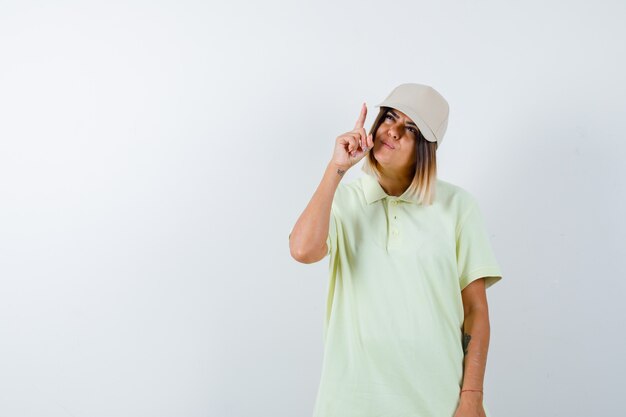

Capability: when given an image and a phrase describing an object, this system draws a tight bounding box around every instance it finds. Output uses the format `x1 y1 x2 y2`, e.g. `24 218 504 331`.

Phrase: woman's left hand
453 395 487 417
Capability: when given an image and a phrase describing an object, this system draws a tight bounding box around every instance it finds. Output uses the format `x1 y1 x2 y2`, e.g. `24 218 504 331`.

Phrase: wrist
328 161 349 177
459 389 483 403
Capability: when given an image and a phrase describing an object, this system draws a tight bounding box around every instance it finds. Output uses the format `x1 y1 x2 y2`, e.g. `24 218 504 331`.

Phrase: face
372 108 419 173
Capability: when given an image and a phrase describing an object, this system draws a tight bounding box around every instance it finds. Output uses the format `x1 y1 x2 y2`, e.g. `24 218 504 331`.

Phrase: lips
381 140 395 149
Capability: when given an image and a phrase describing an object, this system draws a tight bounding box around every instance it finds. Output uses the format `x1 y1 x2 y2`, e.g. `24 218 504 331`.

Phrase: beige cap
376 83 449 148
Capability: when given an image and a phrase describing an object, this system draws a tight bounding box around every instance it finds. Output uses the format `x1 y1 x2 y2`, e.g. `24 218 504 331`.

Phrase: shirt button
391 201 398 205
392 230 399 236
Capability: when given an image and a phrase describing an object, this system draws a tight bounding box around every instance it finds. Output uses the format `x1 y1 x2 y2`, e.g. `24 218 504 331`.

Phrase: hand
330 102 374 171
453 392 486 417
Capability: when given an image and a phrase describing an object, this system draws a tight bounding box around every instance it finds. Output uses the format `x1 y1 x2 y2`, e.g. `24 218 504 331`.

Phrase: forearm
289 162 345 263
460 306 490 403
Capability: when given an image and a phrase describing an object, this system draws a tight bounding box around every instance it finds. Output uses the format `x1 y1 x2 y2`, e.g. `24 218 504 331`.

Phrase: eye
384 114 394 120
408 127 418 135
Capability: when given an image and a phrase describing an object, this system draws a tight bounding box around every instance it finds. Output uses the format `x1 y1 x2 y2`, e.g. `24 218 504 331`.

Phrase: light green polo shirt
313 173 502 417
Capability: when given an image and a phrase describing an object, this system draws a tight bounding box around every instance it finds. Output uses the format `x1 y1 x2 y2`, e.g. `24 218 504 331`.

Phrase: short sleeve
326 204 339 258
456 200 503 290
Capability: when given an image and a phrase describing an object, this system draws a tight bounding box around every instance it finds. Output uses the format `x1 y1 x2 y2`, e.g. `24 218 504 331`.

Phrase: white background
1 0 625 416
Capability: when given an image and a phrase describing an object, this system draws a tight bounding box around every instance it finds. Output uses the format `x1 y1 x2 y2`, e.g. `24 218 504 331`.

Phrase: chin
373 149 389 163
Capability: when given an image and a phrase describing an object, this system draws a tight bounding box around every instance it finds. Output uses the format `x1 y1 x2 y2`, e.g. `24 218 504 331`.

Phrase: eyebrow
387 110 418 128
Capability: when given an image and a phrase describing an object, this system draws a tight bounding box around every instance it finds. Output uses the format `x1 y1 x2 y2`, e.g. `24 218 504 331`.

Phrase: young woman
289 83 503 417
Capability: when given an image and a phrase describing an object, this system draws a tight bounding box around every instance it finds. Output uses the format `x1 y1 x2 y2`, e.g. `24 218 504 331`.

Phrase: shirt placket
387 197 402 252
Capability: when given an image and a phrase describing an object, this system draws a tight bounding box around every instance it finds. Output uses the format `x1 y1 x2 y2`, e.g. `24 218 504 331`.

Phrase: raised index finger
354 102 367 130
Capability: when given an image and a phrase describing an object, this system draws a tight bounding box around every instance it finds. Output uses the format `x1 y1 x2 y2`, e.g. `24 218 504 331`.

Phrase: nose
388 124 402 140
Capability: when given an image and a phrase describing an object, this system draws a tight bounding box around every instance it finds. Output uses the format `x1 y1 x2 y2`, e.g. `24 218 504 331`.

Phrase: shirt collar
361 174 420 204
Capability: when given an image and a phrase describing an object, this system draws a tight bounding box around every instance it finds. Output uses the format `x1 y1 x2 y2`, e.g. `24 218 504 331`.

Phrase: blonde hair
361 106 438 205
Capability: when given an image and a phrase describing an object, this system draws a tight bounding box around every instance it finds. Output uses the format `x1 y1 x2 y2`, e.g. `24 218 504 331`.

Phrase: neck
377 164 415 197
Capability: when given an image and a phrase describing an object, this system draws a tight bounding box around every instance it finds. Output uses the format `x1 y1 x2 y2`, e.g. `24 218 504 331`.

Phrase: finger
338 133 354 147
347 136 358 153
357 127 367 147
353 102 367 130
367 133 373 148
339 131 359 143
352 133 364 151
345 133 358 149
343 135 352 152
